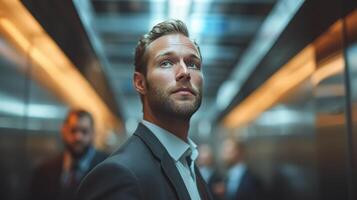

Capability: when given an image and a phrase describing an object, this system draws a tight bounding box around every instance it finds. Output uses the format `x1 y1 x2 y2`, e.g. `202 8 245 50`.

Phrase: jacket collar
134 123 191 200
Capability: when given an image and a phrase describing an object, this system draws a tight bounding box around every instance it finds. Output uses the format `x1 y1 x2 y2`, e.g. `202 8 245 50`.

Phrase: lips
172 87 196 96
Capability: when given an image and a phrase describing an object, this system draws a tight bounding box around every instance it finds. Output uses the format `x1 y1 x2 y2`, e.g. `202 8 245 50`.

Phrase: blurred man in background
29 109 108 200
221 138 264 200
198 144 225 200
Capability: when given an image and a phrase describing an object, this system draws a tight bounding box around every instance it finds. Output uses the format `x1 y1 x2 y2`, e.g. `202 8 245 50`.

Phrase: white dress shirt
142 120 201 200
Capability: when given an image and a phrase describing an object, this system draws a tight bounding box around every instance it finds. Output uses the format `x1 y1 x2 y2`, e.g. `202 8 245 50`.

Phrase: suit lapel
161 153 191 200
195 165 214 200
134 123 191 200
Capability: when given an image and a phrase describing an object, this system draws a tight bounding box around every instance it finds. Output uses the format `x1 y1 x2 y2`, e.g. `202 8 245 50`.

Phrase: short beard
65 143 90 159
146 80 202 121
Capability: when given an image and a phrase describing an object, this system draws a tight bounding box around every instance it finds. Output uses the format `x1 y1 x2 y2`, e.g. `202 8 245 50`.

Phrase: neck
143 110 190 142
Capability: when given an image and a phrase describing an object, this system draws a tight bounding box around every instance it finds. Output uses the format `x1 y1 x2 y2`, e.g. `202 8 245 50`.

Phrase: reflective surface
0 31 66 200
217 5 357 200
346 10 357 198
0 1 356 200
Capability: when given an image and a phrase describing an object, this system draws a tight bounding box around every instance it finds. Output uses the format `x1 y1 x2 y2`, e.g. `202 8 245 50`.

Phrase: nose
176 60 191 81
73 130 84 141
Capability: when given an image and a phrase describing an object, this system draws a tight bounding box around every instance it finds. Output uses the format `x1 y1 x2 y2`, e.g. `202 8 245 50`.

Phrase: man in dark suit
77 19 213 200
198 144 225 200
30 109 108 200
221 138 264 200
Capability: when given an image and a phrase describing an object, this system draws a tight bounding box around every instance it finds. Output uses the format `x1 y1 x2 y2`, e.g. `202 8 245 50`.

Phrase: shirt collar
186 139 199 164
142 120 198 163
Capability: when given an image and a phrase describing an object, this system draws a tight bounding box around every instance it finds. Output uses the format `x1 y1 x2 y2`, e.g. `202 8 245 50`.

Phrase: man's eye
187 62 200 69
160 60 173 68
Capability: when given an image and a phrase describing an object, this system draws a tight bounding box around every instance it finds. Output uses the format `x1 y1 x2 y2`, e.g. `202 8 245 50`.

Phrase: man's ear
133 72 147 95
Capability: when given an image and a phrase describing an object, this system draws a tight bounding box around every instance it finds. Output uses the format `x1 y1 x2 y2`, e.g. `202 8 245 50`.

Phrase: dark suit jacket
29 149 108 200
77 123 213 200
206 170 225 200
229 169 264 200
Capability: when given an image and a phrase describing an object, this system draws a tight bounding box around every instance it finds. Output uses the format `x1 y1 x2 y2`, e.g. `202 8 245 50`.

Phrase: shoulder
110 135 160 176
111 134 154 162
30 154 63 194
243 169 259 181
34 154 62 174
77 129 178 200
77 155 144 200
77 135 158 200
241 169 263 190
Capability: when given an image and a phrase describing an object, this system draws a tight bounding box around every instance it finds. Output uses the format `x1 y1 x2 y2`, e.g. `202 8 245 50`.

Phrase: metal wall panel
345 8 357 200
0 35 67 200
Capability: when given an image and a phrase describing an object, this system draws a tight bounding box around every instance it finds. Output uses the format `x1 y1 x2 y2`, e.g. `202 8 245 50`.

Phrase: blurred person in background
29 109 108 200
221 137 264 200
198 144 226 200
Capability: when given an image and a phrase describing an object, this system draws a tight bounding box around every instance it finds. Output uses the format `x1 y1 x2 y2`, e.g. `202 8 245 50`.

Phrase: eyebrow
155 51 201 61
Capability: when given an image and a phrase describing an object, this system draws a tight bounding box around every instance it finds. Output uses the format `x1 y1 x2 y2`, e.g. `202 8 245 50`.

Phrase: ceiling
17 0 305 136
72 0 279 132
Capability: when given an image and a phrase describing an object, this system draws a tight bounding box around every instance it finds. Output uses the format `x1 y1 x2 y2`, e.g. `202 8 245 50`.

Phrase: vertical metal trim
341 3 355 200
23 42 33 133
